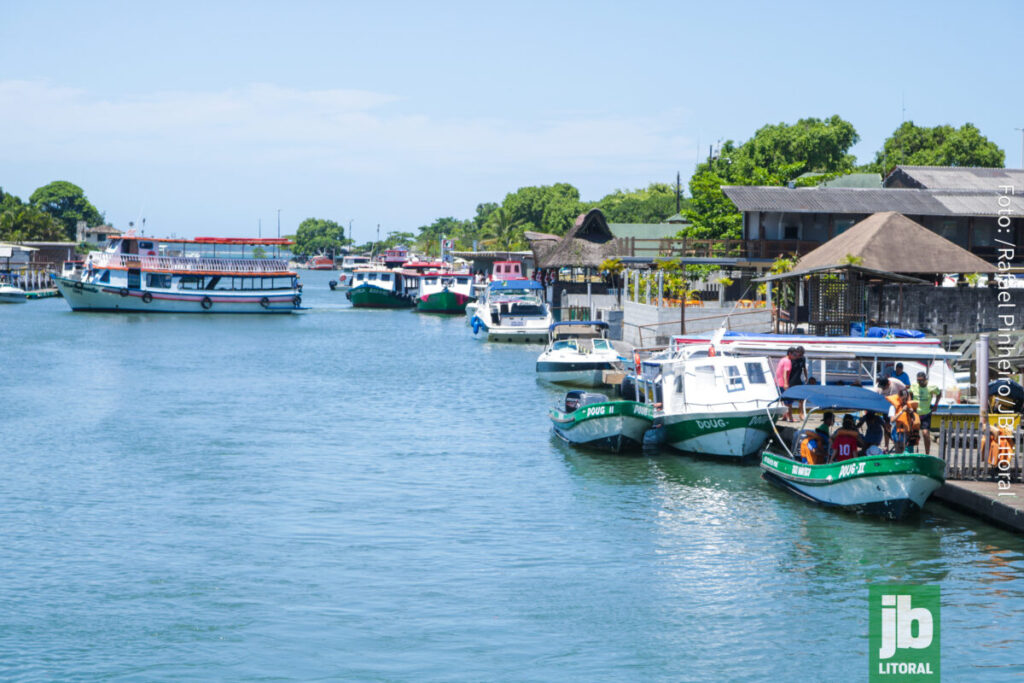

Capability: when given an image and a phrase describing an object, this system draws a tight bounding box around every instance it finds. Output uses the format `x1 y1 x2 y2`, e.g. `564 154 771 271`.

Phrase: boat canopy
779 385 892 413
489 279 543 291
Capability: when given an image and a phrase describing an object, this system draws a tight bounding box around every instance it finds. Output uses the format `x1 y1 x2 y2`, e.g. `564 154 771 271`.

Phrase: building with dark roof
722 166 1024 262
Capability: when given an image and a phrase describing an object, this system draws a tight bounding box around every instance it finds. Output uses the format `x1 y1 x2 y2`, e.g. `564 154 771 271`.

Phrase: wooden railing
622 238 822 260
939 422 1023 481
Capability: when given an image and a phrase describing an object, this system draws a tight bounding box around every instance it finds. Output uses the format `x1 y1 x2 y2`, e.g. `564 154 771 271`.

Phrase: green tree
0 204 66 242
597 183 683 223
502 182 584 234
482 207 525 250
382 231 416 248
291 218 350 258
416 216 472 255
29 181 104 240
473 202 499 231
867 121 1004 174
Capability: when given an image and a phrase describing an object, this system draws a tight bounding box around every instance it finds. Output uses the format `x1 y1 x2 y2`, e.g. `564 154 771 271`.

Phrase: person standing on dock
788 346 808 419
876 376 907 451
775 347 796 420
911 372 941 455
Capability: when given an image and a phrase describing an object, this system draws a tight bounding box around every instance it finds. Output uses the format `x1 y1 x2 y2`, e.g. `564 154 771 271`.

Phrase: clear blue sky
1 0 1022 241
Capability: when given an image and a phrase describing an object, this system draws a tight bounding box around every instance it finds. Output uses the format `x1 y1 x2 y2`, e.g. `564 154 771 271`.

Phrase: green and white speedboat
550 390 653 453
760 385 946 520
636 343 784 458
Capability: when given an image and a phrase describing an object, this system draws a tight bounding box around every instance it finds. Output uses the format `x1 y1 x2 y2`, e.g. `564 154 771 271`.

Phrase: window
726 365 744 392
98 270 110 283
745 362 767 384
593 339 610 351
180 276 204 290
138 241 154 250
368 273 378 281
380 273 392 281
675 374 684 393
147 273 171 288
784 225 799 240
834 219 856 235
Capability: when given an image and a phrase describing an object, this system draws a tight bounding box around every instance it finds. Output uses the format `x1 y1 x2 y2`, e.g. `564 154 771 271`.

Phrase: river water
2 270 1022 681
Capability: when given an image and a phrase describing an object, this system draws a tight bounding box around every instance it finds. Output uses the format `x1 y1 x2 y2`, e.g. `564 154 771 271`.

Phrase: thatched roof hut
789 211 997 276
530 209 629 269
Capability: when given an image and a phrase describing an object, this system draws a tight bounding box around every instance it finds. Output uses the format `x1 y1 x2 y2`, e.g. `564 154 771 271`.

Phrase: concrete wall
622 301 772 347
868 284 1024 335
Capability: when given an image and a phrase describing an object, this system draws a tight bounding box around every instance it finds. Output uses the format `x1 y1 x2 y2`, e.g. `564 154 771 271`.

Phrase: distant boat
469 279 552 343
417 272 475 314
0 281 27 303
346 268 417 308
306 254 335 270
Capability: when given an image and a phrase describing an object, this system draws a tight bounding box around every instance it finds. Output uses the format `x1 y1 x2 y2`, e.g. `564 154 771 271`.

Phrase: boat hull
550 401 653 453
53 277 299 313
657 407 780 458
0 288 28 303
417 289 473 314
471 315 550 344
759 453 946 520
347 284 414 308
536 360 618 387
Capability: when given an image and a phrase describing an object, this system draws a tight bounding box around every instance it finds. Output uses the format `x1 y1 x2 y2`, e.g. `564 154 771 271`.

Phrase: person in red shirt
830 414 865 462
775 346 796 420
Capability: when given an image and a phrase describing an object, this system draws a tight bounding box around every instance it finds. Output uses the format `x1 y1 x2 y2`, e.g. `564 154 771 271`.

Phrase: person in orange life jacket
798 431 827 465
887 388 920 454
831 414 866 462
876 376 907 450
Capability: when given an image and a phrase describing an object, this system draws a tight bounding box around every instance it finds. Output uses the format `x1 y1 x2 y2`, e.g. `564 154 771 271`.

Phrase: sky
1 0 1022 242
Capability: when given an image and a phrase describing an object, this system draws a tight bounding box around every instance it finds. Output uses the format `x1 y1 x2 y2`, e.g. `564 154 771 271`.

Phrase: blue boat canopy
549 320 608 331
489 279 543 291
779 385 891 413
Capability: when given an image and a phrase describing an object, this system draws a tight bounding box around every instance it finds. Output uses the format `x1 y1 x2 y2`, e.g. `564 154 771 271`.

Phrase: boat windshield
593 339 612 352
553 340 579 351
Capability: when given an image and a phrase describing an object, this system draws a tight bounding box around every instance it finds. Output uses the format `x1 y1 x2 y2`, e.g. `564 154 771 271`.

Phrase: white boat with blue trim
470 279 552 343
53 234 302 313
536 321 623 386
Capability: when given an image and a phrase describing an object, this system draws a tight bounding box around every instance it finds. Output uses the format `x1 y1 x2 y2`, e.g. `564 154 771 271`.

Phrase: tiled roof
722 186 1024 217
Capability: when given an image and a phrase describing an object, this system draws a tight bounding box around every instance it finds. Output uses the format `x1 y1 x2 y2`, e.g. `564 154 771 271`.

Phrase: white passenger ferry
53 234 302 313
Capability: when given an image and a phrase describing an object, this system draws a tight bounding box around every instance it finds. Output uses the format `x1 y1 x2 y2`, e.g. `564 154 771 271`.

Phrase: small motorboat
549 390 653 453
759 385 946 520
536 321 623 386
0 281 27 303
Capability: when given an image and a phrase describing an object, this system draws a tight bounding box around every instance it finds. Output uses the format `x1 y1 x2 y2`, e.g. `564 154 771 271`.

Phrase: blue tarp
779 385 891 413
489 279 543 291
866 327 926 339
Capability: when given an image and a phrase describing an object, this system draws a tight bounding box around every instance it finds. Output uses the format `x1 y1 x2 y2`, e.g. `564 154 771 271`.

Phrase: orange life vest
800 434 823 465
988 425 1015 467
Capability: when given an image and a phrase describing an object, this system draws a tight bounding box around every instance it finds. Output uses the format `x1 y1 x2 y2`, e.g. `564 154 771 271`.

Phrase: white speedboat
536 321 623 386
637 343 784 458
0 282 27 303
469 279 552 343
52 234 302 313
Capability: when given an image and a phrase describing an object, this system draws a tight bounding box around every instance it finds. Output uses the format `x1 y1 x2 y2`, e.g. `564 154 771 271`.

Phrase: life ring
142 292 153 304
260 297 270 308
292 295 302 307
201 296 213 310
119 288 129 298
73 281 84 291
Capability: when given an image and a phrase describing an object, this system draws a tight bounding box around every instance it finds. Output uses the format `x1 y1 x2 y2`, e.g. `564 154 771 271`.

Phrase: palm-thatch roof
529 209 629 269
789 211 996 276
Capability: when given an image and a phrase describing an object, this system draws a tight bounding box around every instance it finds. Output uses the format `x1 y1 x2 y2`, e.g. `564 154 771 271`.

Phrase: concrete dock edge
932 481 1024 534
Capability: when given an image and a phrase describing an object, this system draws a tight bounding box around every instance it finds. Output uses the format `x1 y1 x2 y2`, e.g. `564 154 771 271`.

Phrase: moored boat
469 279 552 343
346 268 417 308
0 281 27 303
52 235 302 313
536 321 622 386
416 272 475 314
550 390 653 453
306 253 335 270
638 343 784 458
759 385 946 520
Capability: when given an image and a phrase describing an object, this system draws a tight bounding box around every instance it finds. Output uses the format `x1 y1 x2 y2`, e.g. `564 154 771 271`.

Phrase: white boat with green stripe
760 385 946 520
550 391 654 453
635 344 783 458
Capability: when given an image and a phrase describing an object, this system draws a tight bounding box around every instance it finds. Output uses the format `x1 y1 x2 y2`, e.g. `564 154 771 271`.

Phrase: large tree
29 181 104 241
867 121 1004 174
0 204 67 242
502 182 584 234
482 207 525 250
291 218 350 257
596 182 683 223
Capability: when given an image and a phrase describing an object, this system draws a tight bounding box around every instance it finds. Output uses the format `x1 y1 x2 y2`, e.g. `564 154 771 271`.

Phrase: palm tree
482 208 523 251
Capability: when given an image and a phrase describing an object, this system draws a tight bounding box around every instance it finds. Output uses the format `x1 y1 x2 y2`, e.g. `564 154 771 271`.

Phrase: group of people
793 360 944 465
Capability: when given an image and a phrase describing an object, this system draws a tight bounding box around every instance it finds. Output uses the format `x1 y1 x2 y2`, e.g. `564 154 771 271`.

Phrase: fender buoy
142 292 153 304
201 296 213 310
708 346 716 357
292 295 302 307
260 297 270 308
471 316 482 335
119 288 129 298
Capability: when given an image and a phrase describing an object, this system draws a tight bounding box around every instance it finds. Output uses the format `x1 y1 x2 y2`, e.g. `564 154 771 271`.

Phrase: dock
26 288 60 299
932 482 1024 533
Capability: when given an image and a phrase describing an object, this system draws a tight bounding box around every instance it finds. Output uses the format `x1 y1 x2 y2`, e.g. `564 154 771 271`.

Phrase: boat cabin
491 260 525 280
639 353 779 413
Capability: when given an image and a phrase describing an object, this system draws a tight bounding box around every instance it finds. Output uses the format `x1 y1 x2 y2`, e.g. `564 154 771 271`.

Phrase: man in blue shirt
891 362 910 387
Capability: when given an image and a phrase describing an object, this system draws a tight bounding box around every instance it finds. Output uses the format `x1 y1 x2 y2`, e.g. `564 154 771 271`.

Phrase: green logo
869 585 940 681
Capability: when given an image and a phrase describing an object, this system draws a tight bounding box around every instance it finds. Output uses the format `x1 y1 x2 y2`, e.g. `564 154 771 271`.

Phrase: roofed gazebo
758 211 998 335
531 208 629 270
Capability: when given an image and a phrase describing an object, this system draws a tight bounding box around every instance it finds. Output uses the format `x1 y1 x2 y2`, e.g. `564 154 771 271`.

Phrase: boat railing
89 253 292 274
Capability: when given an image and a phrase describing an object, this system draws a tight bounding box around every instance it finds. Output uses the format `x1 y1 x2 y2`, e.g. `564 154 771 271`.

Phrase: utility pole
675 171 681 214
276 209 281 258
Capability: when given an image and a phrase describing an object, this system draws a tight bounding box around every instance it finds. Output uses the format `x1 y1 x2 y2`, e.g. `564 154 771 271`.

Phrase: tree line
0 181 104 243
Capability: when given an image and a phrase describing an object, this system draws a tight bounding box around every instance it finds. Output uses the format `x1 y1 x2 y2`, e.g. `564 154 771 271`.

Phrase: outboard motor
328 280 337 290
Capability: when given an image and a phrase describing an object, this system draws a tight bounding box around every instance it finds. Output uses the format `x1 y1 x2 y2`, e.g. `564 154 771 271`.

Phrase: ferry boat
416 271 475 314
636 343 784 458
549 390 653 453
760 385 946 520
306 253 335 270
52 235 302 313
329 254 373 292
536 321 623 386
469 279 552 343
346 268 417 308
